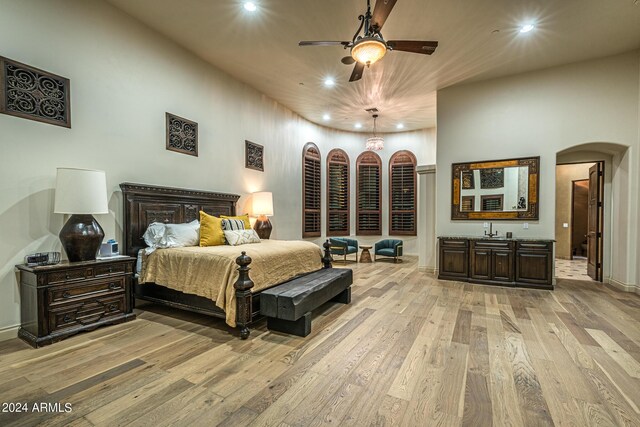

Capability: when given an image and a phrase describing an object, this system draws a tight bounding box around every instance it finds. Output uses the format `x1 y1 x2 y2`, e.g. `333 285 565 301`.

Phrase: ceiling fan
298 0 438 82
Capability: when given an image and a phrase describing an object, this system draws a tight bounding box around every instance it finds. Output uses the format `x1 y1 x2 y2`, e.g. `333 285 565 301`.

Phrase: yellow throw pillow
220 214 251 230
199 211 225 246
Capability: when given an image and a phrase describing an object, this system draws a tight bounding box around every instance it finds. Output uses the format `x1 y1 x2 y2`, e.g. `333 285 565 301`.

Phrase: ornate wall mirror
451 156 540 220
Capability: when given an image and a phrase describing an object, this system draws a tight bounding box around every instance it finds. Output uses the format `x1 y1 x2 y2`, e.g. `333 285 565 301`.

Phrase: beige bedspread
139 240 323 326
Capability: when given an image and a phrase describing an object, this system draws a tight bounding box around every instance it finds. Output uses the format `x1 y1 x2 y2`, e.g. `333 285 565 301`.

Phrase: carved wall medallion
0 56 71 128
166 112 198 156
245 140 264 171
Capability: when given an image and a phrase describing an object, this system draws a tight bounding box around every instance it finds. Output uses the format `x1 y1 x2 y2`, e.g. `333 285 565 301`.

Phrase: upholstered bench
260 268 352 337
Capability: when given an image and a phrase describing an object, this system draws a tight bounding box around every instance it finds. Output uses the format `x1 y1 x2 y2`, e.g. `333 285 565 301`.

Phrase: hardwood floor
1 256 640 426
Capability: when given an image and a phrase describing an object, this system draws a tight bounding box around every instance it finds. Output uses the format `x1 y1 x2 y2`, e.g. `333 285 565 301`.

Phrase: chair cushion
346 246 358 254
376 248 396 256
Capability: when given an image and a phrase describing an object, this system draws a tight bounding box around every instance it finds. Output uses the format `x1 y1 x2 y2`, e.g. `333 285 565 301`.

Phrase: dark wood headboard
120 182 240 257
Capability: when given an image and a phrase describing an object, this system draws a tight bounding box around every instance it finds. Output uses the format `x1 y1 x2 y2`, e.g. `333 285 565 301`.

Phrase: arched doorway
555 142 630 284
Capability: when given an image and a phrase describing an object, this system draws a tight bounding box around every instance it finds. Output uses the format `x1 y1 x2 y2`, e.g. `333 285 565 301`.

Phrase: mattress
138 239 323 326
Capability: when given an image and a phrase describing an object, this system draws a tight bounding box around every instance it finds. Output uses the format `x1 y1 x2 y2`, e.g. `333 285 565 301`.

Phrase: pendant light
365 114 384 151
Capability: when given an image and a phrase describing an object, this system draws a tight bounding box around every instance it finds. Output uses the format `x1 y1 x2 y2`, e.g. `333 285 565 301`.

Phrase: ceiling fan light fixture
351 37 387 66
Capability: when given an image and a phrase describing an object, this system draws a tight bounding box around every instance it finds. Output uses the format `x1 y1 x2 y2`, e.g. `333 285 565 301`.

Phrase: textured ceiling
106 0 640 133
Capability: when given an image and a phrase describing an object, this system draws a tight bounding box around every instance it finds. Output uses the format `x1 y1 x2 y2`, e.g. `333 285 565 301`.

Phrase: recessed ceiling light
396 123 404 129
519 24 535 33
324 78 335 87
243 2 257 12
354 123 362 129
323 114 331 121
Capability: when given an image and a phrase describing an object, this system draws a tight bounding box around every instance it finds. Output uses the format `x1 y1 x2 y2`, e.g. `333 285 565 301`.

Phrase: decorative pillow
223 229 261 246
200 211 225 246
221 218 246 231
143 220 200 254
220 214 251 230
165 220 200 248
142 222 167 254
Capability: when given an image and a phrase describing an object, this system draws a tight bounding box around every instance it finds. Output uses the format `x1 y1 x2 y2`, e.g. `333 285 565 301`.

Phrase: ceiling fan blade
371 0 398 32
299 41 350 47
387 40 438 55
341 56 356 65
349 62 365 82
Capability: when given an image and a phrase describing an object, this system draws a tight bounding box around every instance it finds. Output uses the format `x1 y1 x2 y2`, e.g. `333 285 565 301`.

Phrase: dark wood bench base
265 287 351 337
267 312 312 337
261 268 353 337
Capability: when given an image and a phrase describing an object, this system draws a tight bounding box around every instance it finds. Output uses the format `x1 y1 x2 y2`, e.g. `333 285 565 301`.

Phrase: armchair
329 238 358 263
374 239 403 263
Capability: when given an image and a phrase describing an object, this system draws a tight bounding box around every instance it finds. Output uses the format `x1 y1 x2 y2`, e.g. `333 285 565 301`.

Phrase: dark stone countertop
438 235 555 243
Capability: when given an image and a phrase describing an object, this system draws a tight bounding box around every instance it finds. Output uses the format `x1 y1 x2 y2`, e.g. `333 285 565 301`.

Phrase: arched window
302 142 321 237
327 149 350 236
389 150 417 235
356 151 382 235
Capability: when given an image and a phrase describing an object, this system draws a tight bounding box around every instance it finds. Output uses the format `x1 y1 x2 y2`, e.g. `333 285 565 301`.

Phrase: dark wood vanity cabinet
515 241 554 286
439 237 553 289
438 239 469 279
470 240 515 283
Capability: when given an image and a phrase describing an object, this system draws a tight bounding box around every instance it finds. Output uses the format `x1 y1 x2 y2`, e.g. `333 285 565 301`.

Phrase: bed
120 182 332 339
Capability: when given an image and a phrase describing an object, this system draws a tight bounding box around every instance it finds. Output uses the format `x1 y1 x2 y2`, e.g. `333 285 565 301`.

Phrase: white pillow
143 220 200 254
165 220 200 248
223 229 261 246
143 222 167 254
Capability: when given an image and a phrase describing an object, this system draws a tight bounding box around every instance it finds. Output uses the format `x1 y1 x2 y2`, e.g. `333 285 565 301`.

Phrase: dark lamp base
254 216 272 239
59 214 105 262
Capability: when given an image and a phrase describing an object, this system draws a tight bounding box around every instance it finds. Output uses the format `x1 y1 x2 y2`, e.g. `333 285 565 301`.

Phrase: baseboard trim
419 267 437 274
0 325 19 342
607 278 639 294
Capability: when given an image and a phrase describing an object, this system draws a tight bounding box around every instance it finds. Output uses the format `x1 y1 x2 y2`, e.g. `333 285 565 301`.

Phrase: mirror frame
451 156 540 220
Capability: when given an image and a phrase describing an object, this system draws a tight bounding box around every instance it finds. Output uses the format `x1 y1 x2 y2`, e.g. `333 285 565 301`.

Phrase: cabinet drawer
47 268 93 284
439 239 468 248
95 263 127 277
48 278 125 304
49 295 125 333
517 241 552 251
472 240 514 250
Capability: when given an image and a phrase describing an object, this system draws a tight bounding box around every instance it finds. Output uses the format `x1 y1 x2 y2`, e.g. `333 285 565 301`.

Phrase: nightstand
16 256 136 348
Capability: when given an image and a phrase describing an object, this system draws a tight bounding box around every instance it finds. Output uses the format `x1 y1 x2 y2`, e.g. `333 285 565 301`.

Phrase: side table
359 245 373 263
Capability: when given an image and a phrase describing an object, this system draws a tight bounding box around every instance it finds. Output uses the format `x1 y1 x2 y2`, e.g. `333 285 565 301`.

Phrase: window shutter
389 150 417 235
327 149 350 236
356 151 382 235
302 142 321 237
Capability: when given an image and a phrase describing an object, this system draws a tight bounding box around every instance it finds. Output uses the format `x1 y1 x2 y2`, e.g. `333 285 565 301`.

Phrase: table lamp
252 191 273 239
54 168 109 262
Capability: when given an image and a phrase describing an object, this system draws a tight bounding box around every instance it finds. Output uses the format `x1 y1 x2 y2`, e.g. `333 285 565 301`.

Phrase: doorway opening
555 161 604 282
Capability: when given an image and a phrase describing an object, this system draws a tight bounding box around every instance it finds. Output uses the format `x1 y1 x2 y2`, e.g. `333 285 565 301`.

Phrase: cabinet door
516 250 552 286
492 250 514 282
439 248 469 278
470 249 491 280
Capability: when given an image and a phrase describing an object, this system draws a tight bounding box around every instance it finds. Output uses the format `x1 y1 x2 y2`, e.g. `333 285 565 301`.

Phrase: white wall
437 51 640 288
0 0 435 334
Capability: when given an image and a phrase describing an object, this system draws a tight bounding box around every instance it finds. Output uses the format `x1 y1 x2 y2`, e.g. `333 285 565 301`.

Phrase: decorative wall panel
0 56 70 128
245 140 264 171
166 113 198 156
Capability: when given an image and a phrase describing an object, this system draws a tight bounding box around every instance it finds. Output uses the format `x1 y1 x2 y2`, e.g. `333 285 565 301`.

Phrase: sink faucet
484 222 499 238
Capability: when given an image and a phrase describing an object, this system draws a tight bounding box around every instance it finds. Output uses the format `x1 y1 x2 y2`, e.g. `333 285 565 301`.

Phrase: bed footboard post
322 239 333 269
234 251 254 340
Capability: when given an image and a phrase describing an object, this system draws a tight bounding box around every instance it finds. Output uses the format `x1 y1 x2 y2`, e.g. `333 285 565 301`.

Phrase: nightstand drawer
48 278 125 304
47 268 93 284
95 263 127 277
49 295 126 332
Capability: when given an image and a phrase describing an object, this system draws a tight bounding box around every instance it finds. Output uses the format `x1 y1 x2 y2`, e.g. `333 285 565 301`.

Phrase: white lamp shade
252 191 274 216
54 168 109 214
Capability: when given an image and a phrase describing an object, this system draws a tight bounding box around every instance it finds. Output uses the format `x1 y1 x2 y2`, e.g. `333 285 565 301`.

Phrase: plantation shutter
302 142 321 237
327 149 350 236
356 151 382 235
389 150 417 235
